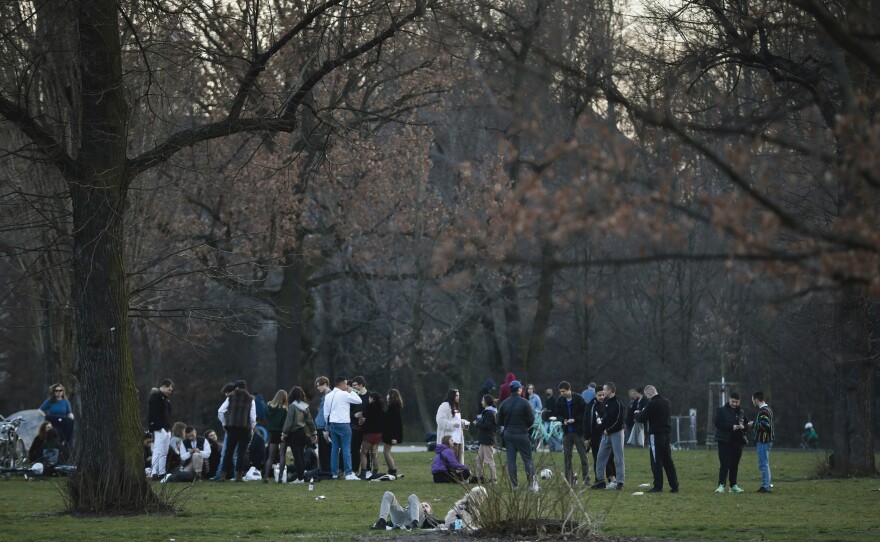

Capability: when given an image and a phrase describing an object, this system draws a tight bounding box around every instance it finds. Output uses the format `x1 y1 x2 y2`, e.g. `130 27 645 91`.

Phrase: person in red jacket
498 373 517 403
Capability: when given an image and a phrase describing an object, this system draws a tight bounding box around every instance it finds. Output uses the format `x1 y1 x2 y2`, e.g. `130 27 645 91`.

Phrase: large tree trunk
65 0 158 513
831 293 877 476
274 247 306 387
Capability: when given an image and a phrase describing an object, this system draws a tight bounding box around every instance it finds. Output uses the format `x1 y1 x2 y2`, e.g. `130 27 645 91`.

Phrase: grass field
0 448 877 541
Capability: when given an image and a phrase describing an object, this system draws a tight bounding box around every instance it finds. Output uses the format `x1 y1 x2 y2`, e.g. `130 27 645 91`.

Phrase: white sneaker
292 478 305 484
345 473 361 481
606 481 618 490
365 470 372 479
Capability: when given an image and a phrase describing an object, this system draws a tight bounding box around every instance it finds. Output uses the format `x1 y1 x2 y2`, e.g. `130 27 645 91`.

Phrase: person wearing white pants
148 379 174 478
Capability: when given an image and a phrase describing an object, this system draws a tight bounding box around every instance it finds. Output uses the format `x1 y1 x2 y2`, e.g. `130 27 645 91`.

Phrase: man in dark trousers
217 379 256 481
553 381 590 486
713 391 748 493
635 385 679 493
497 380 536 490
590 382 626 490
148 378 174 480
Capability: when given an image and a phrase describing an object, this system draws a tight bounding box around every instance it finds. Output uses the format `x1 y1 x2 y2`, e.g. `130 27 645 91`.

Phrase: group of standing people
714 391 775 493
145 375 405 484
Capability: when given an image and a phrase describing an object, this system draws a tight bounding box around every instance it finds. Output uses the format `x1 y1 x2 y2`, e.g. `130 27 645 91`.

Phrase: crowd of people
145 376 405 484
132 371 778 531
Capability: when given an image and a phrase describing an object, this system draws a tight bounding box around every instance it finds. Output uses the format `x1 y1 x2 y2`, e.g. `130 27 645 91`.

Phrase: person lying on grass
370 486 488 531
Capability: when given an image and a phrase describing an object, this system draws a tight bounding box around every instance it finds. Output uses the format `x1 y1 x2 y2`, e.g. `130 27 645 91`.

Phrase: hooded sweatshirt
283 400 316 437
498 373 516 403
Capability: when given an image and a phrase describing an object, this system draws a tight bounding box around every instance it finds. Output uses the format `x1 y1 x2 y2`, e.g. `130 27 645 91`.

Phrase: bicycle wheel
12 439 26 468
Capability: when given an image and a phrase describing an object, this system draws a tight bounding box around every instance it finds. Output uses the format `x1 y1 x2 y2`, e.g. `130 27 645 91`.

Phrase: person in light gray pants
592 382 626 490
372 492 436 530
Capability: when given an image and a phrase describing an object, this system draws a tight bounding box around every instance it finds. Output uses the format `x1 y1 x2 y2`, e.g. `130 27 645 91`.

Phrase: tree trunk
523 243 556 383
65 0 159 513
831 293 877 476
274 247 306 387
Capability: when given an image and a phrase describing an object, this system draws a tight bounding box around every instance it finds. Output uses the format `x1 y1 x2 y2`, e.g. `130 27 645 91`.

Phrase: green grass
0 448 877 541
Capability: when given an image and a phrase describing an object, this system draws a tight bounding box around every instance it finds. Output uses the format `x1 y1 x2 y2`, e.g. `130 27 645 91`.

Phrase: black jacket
148 388 172 431
382 403 403 444
542 394 558 422
597 395 625 434
474 406 498 445
584 398 603 440
714 402 749 445
635 394 672 435
497 394 534 434
553 393 588 436
362 400 385 434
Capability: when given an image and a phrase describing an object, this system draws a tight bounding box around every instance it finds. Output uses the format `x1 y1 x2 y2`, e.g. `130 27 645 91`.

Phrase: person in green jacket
263 389 289 483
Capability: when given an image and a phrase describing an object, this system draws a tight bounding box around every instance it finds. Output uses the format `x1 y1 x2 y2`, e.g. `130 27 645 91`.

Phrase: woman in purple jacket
431 435 470 483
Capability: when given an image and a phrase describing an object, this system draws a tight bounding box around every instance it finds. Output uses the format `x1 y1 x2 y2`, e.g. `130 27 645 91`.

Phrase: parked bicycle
0 416 26 471
530 415 563 452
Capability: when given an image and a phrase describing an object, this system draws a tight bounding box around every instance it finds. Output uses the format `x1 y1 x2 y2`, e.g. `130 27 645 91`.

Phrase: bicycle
0 416 27 471
530 415 563 452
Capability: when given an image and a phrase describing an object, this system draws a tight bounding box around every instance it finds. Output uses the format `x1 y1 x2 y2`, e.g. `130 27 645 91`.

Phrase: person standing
553 381 590 486
323 376 363 480
498 372 517 403
471 393 498 483
635 385 679 493
713 391 748 493
591 382 626 490
217 379 256 481
264 389 289 483
382 389 404 478
585 387 616 483
497 380 536 490
435 389 465 463
359 392 385 479
581 382 597 403
313 376 333 474
283 386 317 483
749 391 775 493
349 376 370 474
526 384 542 421
209 383 236 481
626 388 647 447
148 378 174 479
39 383 75 446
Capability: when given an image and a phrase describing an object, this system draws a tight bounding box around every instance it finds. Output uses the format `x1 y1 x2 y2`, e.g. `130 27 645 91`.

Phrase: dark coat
474 406 498 446
553 393 588 436
714 402 748 445
362 400 385 434
148 388 172 432
382 403 403 444
635 393 672 435
597 395 625 434
497 394 534 434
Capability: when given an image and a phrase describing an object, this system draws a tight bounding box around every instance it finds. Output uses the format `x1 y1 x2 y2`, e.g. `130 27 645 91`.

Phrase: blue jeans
756 442 772 489
329 422 353 475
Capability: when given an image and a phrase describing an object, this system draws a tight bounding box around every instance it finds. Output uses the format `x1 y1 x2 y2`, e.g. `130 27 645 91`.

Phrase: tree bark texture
832 293 878 475
65 0 158 512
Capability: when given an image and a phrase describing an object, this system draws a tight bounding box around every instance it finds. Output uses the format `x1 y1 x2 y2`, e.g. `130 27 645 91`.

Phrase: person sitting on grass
431 435 470 483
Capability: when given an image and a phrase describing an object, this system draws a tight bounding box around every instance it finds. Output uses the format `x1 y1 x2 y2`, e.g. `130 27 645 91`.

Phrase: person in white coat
436 389 466 463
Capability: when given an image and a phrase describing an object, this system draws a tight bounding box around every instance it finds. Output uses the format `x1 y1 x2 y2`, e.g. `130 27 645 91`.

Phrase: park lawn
0 448 877 541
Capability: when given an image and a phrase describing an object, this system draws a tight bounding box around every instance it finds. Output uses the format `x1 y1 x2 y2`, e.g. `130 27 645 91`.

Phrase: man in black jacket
635 385 679 493
590 382 626 490
148 378 174 480
714 392 748 493
553 381 590 486
497 380 536 490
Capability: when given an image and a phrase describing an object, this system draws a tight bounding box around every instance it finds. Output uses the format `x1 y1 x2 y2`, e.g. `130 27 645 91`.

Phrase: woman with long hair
264 389 289 483
167 421 186 472
282 386 317 483
435 388 465 463
382 389 404 478
39 383 75 445
28 421 53 463
358 392 384 479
